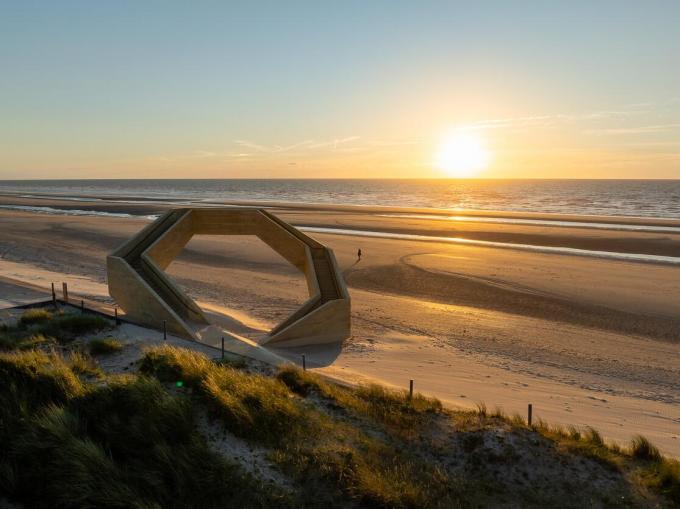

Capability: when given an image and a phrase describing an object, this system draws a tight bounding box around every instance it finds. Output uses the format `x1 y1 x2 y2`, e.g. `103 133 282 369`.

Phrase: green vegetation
0 349 293 508
1 306 679 508
67 351 103 378
1 309 111 350
276 364 442 437
17 308 52 326
88 336 124 355
631 435 662 462
141 345 468 507
39 312 110 340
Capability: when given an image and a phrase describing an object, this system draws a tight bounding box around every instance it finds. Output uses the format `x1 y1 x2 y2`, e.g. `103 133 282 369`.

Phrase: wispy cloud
146 136 363 165
584 123 680 136
461 108 648 132
233 136 360 153
233 140 270 152
307 136 360 149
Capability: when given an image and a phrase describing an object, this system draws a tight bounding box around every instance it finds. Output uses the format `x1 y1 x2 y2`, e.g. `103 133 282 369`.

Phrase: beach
1 193 680 457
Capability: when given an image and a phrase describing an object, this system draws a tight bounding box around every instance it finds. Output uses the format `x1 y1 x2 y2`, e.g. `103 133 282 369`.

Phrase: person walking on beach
357 248 362 260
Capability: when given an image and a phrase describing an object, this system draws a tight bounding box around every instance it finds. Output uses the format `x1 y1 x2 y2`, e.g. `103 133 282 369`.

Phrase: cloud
307 136 360 149
462 108 648 132
232 136 360 153
145 136 363 165
233 140 270 152
583 123 680 136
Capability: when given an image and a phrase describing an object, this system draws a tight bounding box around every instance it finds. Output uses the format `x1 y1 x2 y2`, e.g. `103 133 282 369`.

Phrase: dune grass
485 408 680 504
0 331 54 351
39 312 111 340
276 364 442 438
88 337 123 355
0 348 295 508
17 308 53 326
2 315 679 507
1 309 111 351
140 345 312 445
140 345 469 508
67 351 103 378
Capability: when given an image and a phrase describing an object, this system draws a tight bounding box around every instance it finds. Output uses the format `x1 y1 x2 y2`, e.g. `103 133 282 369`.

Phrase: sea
1 179 680 219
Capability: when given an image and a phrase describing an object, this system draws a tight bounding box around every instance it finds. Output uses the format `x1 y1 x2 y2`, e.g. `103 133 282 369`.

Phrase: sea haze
0 179 679 219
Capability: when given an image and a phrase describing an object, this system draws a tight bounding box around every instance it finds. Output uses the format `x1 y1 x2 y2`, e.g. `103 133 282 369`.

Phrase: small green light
176 381 184 388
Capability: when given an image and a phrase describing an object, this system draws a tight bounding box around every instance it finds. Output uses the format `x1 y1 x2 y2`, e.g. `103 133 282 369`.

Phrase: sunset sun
435 131 490 178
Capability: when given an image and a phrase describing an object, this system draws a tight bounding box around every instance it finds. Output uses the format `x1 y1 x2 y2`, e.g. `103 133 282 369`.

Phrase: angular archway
107 208 350 347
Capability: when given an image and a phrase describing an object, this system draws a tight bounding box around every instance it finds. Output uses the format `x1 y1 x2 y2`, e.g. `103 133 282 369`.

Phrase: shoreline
2 194 680 261
3 190 680 225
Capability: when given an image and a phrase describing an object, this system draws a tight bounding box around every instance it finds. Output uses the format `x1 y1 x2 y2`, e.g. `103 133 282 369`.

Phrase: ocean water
1 179 680 219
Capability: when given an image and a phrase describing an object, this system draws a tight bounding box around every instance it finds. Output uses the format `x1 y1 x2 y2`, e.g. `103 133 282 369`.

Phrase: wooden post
528 403 533 427
62 282 69 303
221 337 225 360
302 354 306 371
80 300 85 313
51 283 56 305
163 320 167 340
114 307 120 325
409 379 414 399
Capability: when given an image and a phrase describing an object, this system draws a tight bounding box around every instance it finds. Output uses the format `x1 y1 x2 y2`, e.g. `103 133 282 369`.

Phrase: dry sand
1 197 680 457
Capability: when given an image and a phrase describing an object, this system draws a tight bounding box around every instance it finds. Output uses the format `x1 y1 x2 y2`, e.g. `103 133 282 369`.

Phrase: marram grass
0 333 679 508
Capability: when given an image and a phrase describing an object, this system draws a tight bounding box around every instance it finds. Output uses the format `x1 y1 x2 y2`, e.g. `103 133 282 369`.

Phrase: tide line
376 213 680 234
299 226 680 266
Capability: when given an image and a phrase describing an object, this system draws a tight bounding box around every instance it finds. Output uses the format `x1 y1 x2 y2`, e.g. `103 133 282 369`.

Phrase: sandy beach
1 194 680 457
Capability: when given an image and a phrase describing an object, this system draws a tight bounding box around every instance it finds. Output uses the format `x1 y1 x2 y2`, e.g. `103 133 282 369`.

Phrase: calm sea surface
1 179 679 219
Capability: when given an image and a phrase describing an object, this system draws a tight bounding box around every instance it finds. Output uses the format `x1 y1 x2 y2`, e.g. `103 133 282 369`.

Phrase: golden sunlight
435 130 490 178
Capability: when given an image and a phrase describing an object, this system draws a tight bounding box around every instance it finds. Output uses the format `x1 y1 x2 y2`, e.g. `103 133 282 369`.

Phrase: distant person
357 248 362 260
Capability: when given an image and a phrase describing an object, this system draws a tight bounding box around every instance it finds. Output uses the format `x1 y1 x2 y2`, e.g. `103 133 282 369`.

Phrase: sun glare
435 131 490 178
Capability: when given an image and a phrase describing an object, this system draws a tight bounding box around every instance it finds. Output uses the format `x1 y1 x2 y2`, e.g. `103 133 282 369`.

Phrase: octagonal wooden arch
107 208 350 347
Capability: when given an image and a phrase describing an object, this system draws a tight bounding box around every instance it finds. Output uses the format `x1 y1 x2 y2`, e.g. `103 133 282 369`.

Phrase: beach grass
0 348 295 508
276 364 442 438
488 408 680 504
140 345 469 507
88 337 124 355
1 322 679 507
2 310 111 350
17 308 53 326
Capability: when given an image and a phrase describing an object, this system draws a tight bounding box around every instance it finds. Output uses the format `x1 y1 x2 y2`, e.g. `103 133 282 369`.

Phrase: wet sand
1 197 680 456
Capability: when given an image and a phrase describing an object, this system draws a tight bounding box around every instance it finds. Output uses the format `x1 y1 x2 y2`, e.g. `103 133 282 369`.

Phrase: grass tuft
140 346 308 444
630 435 662 462
276 365 442 436
15 310 111 344
0 349 86 407
88 337 123 355
18 309 53 327
41 313 110 341
67 351 102 378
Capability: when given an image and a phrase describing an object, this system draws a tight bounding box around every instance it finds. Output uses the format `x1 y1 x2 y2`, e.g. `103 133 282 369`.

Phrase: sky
1 0 679 179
